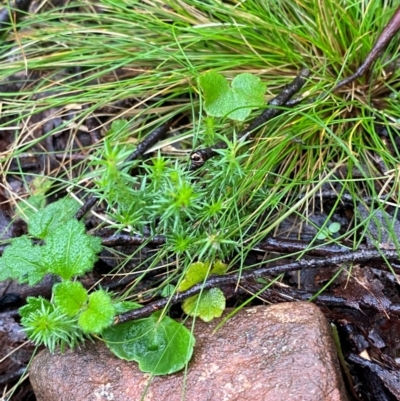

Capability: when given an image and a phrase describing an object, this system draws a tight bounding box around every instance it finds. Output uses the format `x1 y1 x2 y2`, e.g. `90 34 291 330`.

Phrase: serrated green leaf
42 219 102 280
103 313 195 375
177 261 210 292
78 290 115 334
53 282 88 317
114 301 142 314
0 236 47 285
182 288 226 322
199 72 266 121
28 198 81 239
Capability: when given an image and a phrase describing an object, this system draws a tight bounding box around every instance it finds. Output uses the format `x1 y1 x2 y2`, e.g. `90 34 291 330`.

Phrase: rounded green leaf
78 290 115 334
160 284 176 297
210 260 228 275
199 71 266 121
103 313 195 375
182 288 226 322
177 261 210 292
329 222 341 233
199 71 230 113
53 281 88 317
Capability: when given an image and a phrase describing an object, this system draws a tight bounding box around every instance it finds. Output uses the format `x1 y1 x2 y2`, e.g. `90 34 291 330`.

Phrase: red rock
30 302 349 401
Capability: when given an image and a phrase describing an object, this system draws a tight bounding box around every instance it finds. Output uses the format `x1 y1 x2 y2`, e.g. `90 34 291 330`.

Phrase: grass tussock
1 0 400 292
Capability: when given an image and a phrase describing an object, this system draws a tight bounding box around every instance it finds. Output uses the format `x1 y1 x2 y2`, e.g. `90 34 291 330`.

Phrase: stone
30 302 349 401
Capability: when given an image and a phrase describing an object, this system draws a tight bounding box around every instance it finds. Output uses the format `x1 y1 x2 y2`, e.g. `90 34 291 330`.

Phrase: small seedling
316 222 341 240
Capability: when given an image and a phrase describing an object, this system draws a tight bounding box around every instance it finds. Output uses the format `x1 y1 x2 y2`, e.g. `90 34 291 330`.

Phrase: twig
333 6 400 92
125 121 171 163
116 248 399 324
256 237 352 256
101 233 166 246
74 196 98 220
190 69 310 169
287 5 400 107
100 233 349 255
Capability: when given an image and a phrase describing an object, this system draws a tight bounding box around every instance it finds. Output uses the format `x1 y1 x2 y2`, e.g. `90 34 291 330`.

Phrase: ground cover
1 0 400 399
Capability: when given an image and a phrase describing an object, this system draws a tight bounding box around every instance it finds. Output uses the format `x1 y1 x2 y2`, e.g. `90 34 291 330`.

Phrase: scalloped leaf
178 260 228 292
0 236 47 285
103 312 195 375
199 72 266 121
182 288 226 322
78 290 115 334
41 219 102 280
53 281 88 317
177 261 210 292
210 260 228 275
28 198 81 239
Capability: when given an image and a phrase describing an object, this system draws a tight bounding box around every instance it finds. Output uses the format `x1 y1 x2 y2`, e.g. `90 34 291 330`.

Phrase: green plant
316 222 341 240
0 198 194 374
89 119 247 262
103 311 195 375
3 1 400 391
0 197 107 351
199 71 266 121
179 261 228 322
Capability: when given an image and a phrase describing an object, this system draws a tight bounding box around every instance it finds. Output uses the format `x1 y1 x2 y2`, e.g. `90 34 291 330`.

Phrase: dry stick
101 233 166 246
256 237 353 256
286 5 400 107
116 248 399 324
74 195 98 220
125 121 171 163
190 69 311 169
100 232 351 257
333 5 400 92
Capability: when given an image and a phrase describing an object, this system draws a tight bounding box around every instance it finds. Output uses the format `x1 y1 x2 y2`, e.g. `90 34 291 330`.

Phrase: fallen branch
116 247 399 324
